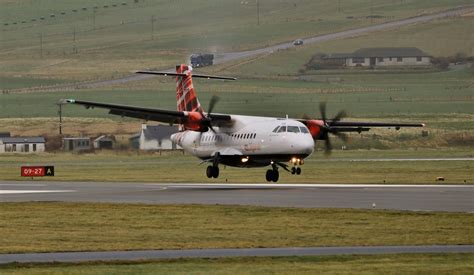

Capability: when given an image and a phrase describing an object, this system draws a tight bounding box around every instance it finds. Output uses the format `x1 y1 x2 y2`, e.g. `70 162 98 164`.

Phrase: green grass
1 0 471 81
2 254 474 274
0 149 472 183
0 66 473 119
1 202 473 254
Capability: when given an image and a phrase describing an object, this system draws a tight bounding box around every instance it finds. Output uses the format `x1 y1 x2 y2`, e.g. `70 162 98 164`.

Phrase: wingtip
59 98 75 104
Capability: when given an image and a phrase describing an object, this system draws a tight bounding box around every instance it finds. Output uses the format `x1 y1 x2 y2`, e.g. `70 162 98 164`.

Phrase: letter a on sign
45 166 55 176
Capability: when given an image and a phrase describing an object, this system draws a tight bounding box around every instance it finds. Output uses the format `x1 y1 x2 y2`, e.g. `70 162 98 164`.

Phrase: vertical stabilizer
175 64 203 113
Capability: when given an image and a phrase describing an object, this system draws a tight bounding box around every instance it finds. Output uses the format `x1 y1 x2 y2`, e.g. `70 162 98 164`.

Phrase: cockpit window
299 126 309 134
277 126 287 133
287 126 300 133
272 126 280 133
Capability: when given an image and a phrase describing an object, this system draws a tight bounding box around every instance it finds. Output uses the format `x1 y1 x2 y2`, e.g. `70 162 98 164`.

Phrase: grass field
0 0 472 83
0 66 473 119
2 254 474 274
1 202 472 253
0 149 472 183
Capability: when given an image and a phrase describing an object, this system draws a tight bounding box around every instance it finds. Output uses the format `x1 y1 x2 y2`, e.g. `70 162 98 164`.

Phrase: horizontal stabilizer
135 70 236 81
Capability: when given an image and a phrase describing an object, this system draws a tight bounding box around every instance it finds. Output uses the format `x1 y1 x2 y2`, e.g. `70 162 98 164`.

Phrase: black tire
296 167 301 175
206 166 213 178
272 170 279 182
265 169 273 182
212 166 219 178
291 167 296 174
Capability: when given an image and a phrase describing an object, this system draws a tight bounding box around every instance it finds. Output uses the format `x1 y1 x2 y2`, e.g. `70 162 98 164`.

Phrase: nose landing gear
291 167 301 175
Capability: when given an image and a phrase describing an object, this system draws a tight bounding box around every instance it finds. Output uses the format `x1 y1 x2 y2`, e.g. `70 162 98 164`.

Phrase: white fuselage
171 115 315 167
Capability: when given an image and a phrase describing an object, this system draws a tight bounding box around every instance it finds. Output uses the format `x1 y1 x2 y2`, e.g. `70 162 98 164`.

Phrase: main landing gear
265 164 279 182
206 165 219 178
206 153 220 179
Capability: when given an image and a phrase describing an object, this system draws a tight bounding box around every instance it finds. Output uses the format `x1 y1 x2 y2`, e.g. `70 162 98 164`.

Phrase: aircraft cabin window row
272 126 310 134
202 133 257 142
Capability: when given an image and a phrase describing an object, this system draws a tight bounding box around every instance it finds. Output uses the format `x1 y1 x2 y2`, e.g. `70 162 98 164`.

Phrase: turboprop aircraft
62 64 424 182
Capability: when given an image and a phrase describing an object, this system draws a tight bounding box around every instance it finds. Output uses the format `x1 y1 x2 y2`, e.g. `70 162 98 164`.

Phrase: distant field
215 16 474 77
0 0 472 82
0 150 471 183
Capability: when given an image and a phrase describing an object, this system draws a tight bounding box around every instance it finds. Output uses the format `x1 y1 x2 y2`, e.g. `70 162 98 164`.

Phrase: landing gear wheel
266 169 273 182
291 167 296 175
296 167 301 175
212 166 219 178
265 169 279 182
206 165 213 178
206 165 219 178
272 170 279 182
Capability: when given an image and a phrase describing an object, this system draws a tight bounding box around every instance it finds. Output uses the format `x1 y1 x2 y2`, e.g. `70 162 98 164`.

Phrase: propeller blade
319 102 327 123
324 137 332 155
208 95 219 115
331 110 347 125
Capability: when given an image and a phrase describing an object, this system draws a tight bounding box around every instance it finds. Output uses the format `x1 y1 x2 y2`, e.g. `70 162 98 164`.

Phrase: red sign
21 166 54 177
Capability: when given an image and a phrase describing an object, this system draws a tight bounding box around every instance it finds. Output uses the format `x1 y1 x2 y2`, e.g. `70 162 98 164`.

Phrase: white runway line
148 183 472 188
0 190 76 195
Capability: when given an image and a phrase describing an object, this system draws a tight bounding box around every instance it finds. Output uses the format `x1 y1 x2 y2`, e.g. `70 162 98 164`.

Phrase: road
12 5 474 92
1 245 473 264
1 182 472 212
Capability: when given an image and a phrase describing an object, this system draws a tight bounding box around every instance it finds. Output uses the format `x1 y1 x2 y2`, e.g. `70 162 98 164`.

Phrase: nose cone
288 135 314 155
300 135 315 155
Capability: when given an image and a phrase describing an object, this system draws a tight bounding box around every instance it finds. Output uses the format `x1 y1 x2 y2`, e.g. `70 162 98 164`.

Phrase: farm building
323 47 432 67
63 137 91 152
130 124 180 150
0 137 45 153
93 135 115 149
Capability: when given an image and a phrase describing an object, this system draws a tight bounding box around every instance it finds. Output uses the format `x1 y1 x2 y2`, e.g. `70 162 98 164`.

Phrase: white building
324 47 432 67
130 124 180 150
63 137 91 152
0 137 45 153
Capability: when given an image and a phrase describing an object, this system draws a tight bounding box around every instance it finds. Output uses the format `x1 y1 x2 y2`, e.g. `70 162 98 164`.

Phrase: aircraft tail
175 64 203 113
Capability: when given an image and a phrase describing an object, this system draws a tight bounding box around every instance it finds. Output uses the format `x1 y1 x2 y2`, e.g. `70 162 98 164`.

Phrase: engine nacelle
183 111 208 132
304 120 324 140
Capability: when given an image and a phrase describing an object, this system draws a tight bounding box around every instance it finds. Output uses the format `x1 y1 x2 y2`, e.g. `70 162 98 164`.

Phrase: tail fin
175 64 203 113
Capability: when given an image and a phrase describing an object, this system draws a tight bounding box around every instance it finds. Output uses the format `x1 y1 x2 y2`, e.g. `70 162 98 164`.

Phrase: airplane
62 64 424 182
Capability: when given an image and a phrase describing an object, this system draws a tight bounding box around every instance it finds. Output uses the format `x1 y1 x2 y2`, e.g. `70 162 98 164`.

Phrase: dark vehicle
190 53 214 67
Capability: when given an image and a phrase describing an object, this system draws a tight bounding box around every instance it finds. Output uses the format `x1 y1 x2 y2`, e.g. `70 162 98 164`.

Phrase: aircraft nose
290 135 314 155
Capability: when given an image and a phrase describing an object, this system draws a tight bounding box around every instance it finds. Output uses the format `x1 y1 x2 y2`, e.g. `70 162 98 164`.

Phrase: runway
1 181 472 212
1 245 473 264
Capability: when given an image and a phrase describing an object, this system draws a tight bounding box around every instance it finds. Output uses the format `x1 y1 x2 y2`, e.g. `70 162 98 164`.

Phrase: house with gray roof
0 136 45 153
134 124 180 150
324 47 432 67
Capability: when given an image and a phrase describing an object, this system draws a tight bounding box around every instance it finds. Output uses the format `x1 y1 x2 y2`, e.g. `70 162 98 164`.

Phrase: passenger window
300 127 309 134
277 126 287 133
272 126 280 133
287 126 300 133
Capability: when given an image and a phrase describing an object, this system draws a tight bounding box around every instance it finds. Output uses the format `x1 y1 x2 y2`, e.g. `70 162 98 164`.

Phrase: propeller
318 102 349 155
200 95 219 133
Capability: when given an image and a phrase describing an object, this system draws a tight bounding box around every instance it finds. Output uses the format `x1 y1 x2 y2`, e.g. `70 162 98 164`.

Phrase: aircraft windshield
287 126 300 133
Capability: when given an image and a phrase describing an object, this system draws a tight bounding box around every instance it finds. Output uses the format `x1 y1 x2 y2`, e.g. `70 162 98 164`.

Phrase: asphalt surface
1 182 472 212
1 245 473 264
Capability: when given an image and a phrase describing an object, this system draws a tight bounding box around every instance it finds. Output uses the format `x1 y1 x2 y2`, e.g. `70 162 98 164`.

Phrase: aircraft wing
60 99 232 125
329 121 425 132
